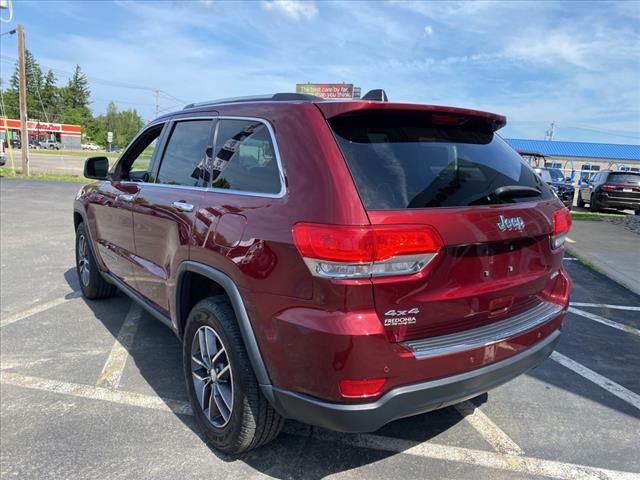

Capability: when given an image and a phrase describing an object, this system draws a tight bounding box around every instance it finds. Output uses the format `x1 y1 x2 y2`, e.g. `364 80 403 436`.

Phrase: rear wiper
493 185 542 198
469 185 542 205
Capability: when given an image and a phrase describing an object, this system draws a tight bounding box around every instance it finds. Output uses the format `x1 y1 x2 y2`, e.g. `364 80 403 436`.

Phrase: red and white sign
0 118 81 136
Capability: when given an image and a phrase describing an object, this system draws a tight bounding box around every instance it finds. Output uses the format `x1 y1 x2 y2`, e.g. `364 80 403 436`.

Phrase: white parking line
2 371 638 480
551 352 640 411
569 302 640 312
453 401 524 456
563 257 578 261
96 303 142 389
0 291 82 328
568 307 640 337
1 371 193 415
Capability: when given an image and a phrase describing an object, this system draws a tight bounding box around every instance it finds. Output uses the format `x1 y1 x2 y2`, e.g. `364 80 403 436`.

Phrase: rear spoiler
315 102 507 131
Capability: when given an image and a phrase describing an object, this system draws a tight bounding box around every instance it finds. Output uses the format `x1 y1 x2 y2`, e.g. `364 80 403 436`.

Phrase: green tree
40 70 60 122
8 49 45 119
61 65 91 126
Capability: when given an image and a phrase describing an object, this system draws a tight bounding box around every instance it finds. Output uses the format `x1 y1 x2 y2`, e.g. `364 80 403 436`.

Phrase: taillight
551 208 572 249
339 378 386 398
600 184 617 192
292 223 443 279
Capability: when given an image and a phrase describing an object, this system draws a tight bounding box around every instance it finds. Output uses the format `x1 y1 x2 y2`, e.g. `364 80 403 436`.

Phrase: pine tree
40 70 59 122
61 65 92 125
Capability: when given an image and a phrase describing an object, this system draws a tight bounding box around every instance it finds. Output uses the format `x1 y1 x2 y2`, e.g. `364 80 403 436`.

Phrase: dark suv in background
577 170 640 214
74 92 572 454
534 167 575 209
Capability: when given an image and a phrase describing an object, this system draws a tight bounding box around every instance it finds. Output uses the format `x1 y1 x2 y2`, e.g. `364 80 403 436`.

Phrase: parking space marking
551 352 640 411
0 291 82 328
562 257 578 261
453 401 524 456
568 307 640 337
2 371 638 480
284 423 639 480
569 303 640 312
96 303 142 389
1 371 193 415
565 237 576 244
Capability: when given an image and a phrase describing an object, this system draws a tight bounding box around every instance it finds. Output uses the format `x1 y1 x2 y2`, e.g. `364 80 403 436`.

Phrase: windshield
330 112 552 209
608 173 640 185
548 168 564 182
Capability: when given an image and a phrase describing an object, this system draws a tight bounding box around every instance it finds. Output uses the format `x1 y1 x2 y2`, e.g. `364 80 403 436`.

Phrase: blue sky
1 0 639 144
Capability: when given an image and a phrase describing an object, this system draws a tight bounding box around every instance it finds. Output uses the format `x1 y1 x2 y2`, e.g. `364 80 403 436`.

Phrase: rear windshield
607 173 640 185
330 112 553 210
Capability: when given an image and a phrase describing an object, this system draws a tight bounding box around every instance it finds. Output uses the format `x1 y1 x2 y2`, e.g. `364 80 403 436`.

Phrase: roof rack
183 92 323 110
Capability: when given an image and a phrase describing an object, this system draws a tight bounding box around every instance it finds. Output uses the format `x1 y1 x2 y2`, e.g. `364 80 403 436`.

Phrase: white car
82 143 101 151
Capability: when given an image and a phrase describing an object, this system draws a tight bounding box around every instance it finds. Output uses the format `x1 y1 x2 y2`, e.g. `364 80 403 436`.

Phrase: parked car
0 143 6 166
82 143 101 151
577 170 640 214
534 167 575 209
28 139 41 149
74 92 572 454
40 140 62 150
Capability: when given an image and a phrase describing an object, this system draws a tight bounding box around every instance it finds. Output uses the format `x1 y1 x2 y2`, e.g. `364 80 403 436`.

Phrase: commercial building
0 118 82 149
506 139 640 184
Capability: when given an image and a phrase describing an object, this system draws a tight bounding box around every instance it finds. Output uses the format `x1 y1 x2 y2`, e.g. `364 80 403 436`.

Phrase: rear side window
329 112 552 209
607 173 640 185
157 120 213 187
210 119 281 195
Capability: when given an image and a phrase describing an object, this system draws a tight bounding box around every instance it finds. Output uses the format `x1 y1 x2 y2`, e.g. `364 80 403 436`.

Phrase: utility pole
17 23 29 175
154 89 159 117
545 121 556 141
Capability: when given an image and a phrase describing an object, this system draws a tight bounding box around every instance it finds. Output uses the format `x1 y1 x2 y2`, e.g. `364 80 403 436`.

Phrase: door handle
118 194 135 202
172 201 194 212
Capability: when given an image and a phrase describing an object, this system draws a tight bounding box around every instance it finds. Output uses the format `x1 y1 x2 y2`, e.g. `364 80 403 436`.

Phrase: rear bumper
596 193 640 210
264 329 560 433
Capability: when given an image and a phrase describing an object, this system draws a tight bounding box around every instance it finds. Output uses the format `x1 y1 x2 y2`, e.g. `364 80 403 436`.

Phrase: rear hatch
601 172 640 201
322 104 566 342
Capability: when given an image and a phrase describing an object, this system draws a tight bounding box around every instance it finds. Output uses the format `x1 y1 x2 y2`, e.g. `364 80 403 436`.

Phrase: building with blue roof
504 139 640 183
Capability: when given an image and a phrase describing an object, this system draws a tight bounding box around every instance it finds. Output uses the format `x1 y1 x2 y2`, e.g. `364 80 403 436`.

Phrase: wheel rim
190 325 233 428
77 234 90 287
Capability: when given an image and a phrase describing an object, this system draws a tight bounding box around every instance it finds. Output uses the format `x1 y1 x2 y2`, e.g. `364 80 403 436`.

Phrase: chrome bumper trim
402 301 563 359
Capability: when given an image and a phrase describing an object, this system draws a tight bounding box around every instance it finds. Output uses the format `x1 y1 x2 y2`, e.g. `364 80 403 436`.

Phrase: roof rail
183 92 323 110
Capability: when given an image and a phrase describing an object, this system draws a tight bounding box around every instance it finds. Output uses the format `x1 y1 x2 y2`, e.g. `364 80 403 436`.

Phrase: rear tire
589 195 600 212
75 223 116 299
577 194 585 208
183 296 283 454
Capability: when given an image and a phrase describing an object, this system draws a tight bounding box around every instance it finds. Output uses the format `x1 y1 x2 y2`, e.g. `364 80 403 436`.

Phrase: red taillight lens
292 225 375 262
339 378 386 398
292 224 442 262
551 208 572 249
600 184 617 192
552 208 572 235
292 224 443 279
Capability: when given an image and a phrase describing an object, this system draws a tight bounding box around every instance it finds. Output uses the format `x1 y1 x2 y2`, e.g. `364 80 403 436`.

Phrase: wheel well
73 212 83 230
178 271 228 335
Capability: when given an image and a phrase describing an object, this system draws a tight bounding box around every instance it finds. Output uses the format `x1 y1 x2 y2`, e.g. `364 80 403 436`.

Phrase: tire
589 195 599 212
75 223 116 299
183 296 284 454
577 193 585 208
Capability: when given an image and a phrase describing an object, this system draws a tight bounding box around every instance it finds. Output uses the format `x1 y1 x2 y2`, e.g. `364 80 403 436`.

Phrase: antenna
544 121 556 141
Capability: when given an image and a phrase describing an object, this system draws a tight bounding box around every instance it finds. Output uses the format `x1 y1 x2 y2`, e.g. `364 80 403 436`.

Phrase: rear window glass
607 173 640 185
329 112 553 209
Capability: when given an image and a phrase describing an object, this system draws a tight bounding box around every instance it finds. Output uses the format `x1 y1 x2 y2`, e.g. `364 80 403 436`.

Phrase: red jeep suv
74 92 572 454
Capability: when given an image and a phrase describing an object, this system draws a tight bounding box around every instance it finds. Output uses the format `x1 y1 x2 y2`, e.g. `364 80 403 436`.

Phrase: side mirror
84 156 110 180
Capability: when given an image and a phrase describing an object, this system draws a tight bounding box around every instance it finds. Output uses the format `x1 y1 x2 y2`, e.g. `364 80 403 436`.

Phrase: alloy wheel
77 234 90 287
191 325 234 428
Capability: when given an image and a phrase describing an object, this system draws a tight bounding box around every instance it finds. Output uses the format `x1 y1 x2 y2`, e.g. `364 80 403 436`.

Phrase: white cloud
424 25 433 36
261 0 318 21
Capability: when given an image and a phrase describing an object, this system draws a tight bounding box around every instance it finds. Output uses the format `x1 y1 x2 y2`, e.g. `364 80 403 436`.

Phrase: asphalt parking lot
1 179 639 480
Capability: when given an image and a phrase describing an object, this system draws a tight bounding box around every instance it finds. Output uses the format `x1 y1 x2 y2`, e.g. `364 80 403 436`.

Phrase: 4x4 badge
497 215 525 232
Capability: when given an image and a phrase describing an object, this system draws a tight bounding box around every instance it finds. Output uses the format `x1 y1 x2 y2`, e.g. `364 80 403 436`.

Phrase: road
1 179 639 480
2 151 116 175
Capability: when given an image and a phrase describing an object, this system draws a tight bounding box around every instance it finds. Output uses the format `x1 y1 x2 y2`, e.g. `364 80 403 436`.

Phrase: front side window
157 120 213 187
210 119 281 195
118 124 164 182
